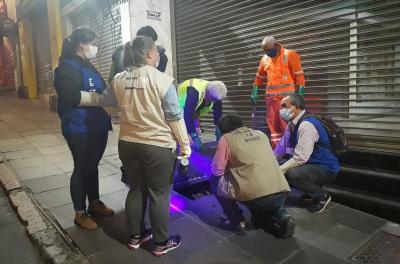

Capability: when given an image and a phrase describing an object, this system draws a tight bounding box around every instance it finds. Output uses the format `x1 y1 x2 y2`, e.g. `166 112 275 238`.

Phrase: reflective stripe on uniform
293 70 304 75
282 49 289 65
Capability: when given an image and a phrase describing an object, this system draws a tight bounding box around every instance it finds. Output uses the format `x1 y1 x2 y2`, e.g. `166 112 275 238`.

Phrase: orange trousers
266 95 288 149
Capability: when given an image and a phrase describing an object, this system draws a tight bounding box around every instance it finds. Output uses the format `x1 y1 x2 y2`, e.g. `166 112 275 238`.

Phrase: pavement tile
0 141 34 152
30 138 65 149
33 187 71 209
324 205 387 234
99 176 126 196
179 240 264 264
283 245 351 264
98 164 116 178
46 152 72 163
49 203 75 229
55 159 74 173
87 244 177 264
10 156 53 169
166 217 222 263
37 144 70 155
24 134 59 142
99 189 129 213
4 149 42 160
66 226 121 256
309 224 369 259
23 173 70 194
15 163 63 181
227 229 306 264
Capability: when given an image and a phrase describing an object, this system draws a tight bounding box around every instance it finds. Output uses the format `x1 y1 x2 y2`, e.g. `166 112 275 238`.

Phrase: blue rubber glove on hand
191 132 205 152
215 127 222 142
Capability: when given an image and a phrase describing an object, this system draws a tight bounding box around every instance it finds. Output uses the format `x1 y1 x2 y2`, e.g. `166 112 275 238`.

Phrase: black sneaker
127 230 153 250
307 194 332 213
218 216 246 235
152 235 181 257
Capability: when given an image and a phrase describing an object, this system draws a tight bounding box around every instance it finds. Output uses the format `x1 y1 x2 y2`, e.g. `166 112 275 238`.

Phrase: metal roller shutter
174 0 400 154
70 0 124 81
32 3 52 94
2 37 15 87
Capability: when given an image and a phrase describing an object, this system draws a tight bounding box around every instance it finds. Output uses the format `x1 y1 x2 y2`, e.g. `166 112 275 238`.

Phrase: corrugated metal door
69 0 123 80
174 0 400 154
32 3 52 94
3 37 15 88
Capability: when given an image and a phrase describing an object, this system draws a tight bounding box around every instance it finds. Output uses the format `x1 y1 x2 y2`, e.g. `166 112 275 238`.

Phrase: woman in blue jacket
54 27 114 230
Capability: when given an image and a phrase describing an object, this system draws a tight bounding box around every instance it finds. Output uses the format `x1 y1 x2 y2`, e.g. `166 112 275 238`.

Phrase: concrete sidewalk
1 90 400 264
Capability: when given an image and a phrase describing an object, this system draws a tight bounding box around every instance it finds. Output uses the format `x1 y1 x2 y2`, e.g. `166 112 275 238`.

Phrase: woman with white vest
210 114 295 238
108 36 191 256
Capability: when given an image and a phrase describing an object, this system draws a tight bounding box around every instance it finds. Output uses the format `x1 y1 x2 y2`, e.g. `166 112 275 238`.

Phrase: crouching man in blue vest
274 94 340 213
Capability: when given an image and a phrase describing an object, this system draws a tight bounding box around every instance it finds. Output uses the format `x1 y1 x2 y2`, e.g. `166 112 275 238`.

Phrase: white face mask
84 45 98 59
279 106 295 121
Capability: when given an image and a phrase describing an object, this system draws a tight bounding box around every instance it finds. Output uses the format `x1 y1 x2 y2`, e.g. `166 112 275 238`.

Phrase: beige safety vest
218 127 290 201
112 65 177 149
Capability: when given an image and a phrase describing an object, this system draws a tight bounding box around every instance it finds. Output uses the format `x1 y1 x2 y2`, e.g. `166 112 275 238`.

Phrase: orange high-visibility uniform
253 45 305 148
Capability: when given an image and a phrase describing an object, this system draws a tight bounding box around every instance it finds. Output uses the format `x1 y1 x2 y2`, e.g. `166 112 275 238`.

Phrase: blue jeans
209 176 288 227
65 133 108 211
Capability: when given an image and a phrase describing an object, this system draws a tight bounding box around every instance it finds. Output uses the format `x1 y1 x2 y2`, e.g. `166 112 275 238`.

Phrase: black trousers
119 140 177 243
209 176 288 228
65 133 108 211
285 164 337 199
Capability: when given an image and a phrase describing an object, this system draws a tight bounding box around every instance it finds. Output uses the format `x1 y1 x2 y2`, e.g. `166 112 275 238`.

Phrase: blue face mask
265 48 278 58
280 107 295 121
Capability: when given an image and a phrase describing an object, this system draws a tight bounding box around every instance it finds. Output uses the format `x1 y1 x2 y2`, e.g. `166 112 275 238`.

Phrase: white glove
79 91 103 106
169 119 191 158
280 158 300 174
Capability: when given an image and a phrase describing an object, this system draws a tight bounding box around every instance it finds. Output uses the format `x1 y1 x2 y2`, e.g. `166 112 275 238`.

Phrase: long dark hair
60 27 96 59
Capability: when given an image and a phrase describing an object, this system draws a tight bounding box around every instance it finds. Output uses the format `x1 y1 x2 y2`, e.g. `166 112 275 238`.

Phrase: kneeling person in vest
210 115 295 238
274 94 340 213
178 79 227 152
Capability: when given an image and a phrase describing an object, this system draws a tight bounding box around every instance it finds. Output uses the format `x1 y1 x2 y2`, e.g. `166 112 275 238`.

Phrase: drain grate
350 231 400 264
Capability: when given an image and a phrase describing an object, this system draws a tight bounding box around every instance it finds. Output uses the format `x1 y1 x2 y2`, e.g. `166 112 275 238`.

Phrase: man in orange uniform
251 36 305 148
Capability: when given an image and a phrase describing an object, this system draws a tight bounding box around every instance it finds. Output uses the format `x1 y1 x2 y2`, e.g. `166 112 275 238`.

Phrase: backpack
302 113 348 156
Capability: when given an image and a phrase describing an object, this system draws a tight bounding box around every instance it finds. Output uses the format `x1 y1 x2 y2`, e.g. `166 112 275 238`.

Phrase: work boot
74 212 97 230
88 200 114 217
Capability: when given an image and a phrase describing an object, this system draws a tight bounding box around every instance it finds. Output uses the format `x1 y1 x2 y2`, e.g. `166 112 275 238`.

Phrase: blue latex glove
215 127 222 142
190 132 205 152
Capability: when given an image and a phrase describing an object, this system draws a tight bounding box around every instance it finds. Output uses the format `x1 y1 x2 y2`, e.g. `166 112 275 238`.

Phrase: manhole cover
350 231 400 264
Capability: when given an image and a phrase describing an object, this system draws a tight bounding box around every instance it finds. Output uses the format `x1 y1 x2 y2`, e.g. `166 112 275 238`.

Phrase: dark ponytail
60 27 96 59
123 36 155 68
123 41 135 69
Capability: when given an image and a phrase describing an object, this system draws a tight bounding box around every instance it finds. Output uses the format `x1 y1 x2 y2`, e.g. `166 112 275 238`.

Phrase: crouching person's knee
285 167 301 184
